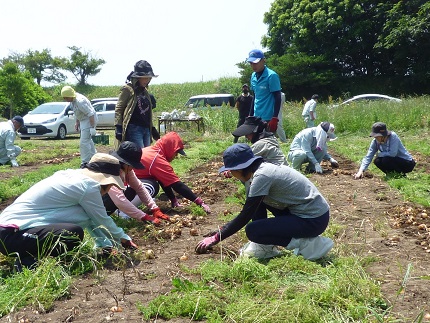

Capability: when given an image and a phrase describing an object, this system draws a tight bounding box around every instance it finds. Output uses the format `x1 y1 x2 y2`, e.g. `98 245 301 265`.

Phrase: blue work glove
115 125 123 141
195 232 220 254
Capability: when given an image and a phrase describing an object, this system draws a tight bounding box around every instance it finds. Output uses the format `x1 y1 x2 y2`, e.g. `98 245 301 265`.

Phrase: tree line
0 46 104 118
1 0 429 117
237 0 429 101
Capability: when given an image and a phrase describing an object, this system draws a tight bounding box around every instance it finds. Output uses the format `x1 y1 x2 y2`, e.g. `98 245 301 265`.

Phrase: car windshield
29 103 68 114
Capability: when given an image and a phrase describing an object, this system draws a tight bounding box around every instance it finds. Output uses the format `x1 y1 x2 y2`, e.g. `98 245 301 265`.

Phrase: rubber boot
239 241 281 259
287 236 334 260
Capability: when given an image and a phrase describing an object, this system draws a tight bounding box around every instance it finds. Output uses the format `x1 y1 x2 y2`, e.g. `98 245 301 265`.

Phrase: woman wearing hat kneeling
195 144 333 261
0 153 137 271
103 141 169 224
353 122 416 179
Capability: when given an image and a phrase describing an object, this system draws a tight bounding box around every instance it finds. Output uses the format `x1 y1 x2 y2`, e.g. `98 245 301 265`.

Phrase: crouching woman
195 144 334 260
0 153 137 271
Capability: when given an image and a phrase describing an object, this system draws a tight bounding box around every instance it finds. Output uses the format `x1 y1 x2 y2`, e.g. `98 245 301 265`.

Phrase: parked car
90 97 118 104
92 99 117 128
185 94 235 109
18 102 77 140
333 94 402 107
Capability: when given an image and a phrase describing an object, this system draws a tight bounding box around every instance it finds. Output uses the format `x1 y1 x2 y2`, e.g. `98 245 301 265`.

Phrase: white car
185 94 235 109
333 94 402 107
92 100 117 128
18 102 78 139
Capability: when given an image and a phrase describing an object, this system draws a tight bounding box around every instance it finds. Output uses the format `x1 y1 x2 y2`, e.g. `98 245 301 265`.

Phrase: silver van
185 94 235 109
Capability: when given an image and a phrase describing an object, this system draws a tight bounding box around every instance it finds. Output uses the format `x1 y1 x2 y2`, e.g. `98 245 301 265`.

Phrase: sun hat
61 86 76 98
320 122 337 140
80 153 125 190
247 49 265 63
232 116 264 137
370 122 391 137
218 143 262 173
130 60 158 78
110 141 145 169
12 116 24 126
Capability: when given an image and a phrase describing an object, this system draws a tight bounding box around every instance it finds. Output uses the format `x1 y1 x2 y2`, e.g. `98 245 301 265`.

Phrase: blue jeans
125 124 151 148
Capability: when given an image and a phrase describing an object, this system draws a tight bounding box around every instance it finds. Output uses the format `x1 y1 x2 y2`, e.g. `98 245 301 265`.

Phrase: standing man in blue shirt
247 49 282 133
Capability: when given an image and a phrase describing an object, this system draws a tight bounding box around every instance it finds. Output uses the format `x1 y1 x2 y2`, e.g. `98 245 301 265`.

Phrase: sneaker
239 241 281 259
294 236 334 260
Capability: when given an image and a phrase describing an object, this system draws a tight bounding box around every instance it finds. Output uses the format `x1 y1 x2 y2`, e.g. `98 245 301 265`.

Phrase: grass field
0 87 429 321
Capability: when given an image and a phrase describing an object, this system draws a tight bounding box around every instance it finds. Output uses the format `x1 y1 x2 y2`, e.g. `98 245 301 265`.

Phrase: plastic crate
92 134 109 145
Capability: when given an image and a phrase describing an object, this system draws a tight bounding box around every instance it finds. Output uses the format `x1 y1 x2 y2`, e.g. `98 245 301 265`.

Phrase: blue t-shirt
250 66 281 121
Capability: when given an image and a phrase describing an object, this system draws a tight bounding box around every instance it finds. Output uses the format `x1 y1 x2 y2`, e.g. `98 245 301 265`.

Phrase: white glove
10 159 19 167
314 163 323 174
89 128 97 136
329 158 339 168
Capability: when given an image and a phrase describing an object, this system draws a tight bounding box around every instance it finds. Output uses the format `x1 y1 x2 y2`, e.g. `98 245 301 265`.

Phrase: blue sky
1 0 273 86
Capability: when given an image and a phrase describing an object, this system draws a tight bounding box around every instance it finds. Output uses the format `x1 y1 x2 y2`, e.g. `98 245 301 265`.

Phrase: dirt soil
0 147 429 323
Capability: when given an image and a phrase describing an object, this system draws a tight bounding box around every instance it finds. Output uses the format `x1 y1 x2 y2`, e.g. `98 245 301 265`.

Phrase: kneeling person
195 144 334 261
104 141 169 224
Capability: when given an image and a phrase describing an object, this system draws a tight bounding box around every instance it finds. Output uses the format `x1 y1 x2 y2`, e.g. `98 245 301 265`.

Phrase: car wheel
57 125 67 139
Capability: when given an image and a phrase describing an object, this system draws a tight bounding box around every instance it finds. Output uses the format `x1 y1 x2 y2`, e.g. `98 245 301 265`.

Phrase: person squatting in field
132 131 211 214
353 122 416 179
0 116 24 167
102 141 169 224
195 143 334 261
288 121 339 174
0 153 138 271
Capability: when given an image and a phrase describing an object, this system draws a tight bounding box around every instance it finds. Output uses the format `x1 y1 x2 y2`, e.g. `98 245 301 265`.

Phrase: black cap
311 94 319 99
370 122 391 137
12 116 24 126
232 116 264 137
110 141 145 169
177 149 186 156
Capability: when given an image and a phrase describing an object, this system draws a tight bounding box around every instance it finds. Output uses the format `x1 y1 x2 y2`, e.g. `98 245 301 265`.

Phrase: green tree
1 49 66 85
248 0 429 98
0 63 51 118
376 1 430 85
60 46 105 86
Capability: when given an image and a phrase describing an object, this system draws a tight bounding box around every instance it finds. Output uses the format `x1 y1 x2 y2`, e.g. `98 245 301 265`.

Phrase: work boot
287 236 334 260
239 241 281 259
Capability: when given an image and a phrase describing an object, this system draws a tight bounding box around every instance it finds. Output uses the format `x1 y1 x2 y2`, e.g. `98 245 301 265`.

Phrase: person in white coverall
61 85 98 167
0 116 24 167
288 122 338 173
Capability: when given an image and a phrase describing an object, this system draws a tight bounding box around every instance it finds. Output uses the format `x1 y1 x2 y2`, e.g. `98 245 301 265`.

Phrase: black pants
374 156 416 174
0 224 84 267
102 178 160 214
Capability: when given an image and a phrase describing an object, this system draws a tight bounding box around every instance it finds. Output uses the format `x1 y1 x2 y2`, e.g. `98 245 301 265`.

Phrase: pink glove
267 117 279 132
194 197 211 213
195 233 220 254
222 170 232 178
171 197 181 208
141 213 161 226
